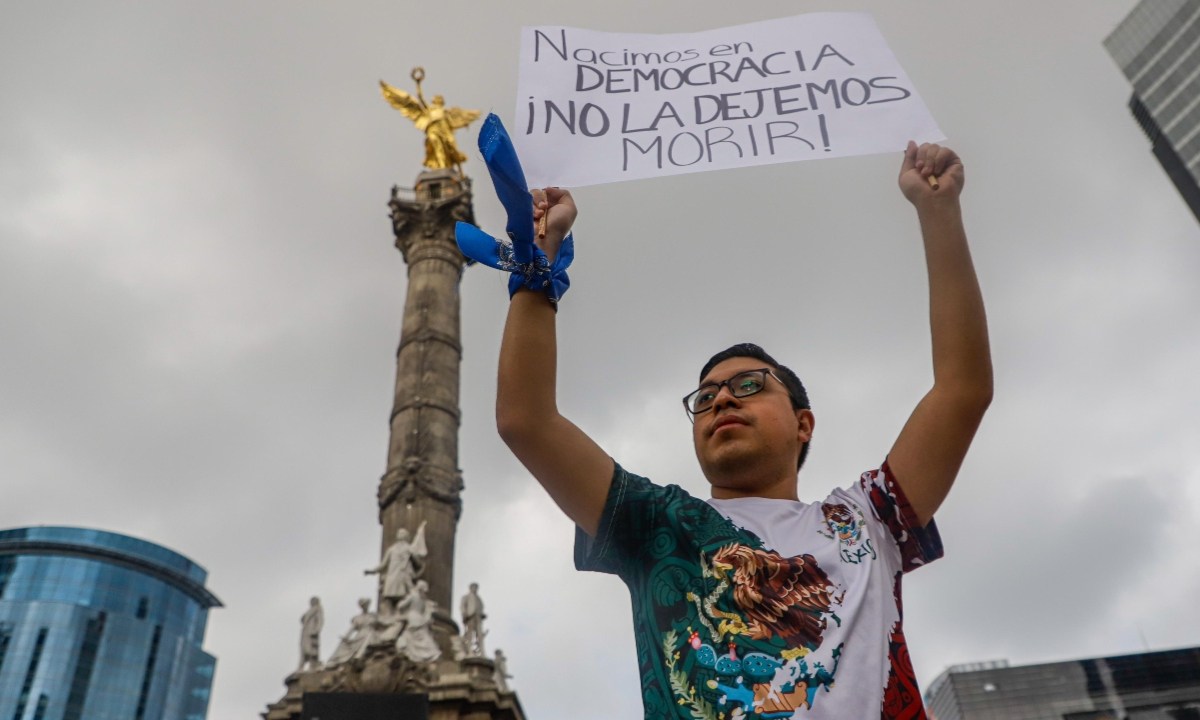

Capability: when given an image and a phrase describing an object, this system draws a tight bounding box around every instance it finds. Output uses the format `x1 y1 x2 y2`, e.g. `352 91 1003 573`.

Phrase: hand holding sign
532 187 577 262
899 141 963 206
456 114 575 305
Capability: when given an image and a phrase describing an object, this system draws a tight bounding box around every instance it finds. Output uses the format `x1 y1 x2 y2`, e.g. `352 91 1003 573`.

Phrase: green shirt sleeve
574 463 667 578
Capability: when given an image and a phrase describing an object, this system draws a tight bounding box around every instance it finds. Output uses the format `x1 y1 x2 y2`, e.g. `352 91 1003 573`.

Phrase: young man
494 142 991 719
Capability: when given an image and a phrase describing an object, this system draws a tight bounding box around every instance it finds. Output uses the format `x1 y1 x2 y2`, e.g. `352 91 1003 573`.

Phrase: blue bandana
455 113 574 304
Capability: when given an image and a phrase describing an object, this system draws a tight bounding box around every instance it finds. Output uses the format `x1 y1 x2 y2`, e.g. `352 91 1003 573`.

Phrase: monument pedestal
263 657 524 720
300 692 429 720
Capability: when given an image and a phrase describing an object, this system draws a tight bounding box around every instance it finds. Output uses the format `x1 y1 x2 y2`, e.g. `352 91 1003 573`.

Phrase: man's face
691 356 813 493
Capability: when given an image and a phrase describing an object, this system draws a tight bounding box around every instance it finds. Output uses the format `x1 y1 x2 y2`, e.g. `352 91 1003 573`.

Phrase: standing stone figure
394 580 440 663
298 596 323 672
365 521 427 616
324 598 378 668
460 582 486 657
493 649 512 692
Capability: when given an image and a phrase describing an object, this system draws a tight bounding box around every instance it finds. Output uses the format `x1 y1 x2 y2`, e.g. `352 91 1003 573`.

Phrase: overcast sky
3 1 1199 718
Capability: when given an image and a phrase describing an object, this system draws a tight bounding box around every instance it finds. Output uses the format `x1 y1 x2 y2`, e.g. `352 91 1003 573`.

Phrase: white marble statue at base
298 596 323 672
365 521 427 616
324 598 377 668
394 580 440 663
493 648 512 692
460 582 486 657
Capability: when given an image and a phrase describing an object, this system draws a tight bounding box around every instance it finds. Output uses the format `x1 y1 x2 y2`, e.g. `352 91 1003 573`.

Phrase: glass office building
924 647 1200 719
0 527 221 720
1105 0 1200 223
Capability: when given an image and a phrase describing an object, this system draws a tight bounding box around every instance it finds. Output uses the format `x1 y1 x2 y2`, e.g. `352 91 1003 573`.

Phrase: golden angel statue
380 68 481 172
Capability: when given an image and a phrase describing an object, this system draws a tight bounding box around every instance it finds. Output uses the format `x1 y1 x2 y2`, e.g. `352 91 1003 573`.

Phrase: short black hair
699 342 812 470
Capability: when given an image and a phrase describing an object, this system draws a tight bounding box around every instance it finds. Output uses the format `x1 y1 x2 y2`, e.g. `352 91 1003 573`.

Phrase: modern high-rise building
923 646 1200 719
1105 0 1200 223
0 526 221 720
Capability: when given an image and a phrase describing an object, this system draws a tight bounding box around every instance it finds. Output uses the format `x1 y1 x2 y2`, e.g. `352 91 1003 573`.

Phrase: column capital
389 171 475 264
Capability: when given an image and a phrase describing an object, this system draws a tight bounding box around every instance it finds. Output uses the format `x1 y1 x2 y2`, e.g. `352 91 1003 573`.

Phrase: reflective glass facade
1106 0 1200 223
0 527 221 720
924 647 1200 719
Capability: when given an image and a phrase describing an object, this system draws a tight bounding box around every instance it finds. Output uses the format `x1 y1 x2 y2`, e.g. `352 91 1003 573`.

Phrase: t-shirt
575 461 942 719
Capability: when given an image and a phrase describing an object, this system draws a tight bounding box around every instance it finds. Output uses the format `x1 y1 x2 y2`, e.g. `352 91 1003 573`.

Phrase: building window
134 624 163 720
0 556 15 598
13 628 49 720
63 611 106 720
0 622 12 672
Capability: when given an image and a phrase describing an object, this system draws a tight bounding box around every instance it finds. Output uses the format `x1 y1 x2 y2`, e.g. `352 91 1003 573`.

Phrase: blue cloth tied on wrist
455 113 573 304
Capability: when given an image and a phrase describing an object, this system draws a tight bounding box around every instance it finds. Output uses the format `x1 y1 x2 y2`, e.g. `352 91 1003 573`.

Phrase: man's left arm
887 141 993 527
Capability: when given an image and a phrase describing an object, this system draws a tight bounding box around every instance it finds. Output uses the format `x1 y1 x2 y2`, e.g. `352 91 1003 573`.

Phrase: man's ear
796 409 815 444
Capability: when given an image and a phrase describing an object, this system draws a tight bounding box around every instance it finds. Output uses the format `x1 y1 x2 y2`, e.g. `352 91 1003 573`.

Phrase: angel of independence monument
264 68 525 720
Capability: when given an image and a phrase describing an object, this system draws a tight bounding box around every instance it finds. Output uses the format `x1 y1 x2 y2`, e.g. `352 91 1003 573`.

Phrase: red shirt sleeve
860 460 944 572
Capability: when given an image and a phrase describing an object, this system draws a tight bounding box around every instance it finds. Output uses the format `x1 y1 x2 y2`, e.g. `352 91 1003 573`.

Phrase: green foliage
663 630 719 720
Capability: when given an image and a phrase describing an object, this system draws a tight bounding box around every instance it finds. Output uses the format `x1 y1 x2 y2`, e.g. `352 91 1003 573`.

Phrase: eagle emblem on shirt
708 543 841 649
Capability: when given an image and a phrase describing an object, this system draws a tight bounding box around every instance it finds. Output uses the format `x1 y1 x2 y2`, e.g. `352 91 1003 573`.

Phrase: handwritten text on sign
513 13 943 187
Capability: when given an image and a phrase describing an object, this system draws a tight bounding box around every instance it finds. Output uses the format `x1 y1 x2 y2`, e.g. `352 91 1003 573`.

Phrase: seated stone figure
394 580 440 663
324 598 378 668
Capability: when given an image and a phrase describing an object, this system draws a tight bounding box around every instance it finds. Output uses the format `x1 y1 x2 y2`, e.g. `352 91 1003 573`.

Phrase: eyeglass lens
688 371 767 413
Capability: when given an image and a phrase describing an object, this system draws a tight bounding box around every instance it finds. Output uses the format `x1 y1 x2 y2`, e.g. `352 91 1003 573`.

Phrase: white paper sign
513 12 943 187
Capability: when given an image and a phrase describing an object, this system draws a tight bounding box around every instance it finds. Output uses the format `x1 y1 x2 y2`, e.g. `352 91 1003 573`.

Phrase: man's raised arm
495 188 614 536
887 142 994 526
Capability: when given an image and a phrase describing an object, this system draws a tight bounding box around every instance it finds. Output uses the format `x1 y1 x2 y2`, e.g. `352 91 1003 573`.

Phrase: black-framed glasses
682 368 782 418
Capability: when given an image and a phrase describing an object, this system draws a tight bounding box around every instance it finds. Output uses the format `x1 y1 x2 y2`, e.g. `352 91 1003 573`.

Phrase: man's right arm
495 188 614 537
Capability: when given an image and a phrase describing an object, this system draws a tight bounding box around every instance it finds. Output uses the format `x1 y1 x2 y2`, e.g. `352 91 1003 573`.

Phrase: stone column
265 167 527 720
378 169 474 628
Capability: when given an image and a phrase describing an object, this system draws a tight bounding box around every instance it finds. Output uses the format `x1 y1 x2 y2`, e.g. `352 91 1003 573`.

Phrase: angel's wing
380 80 425 121
445 106 481 130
